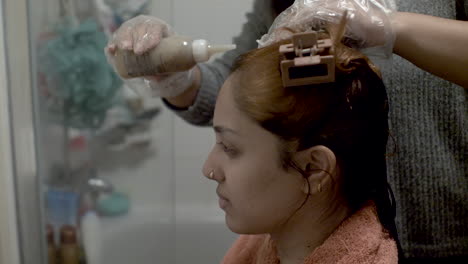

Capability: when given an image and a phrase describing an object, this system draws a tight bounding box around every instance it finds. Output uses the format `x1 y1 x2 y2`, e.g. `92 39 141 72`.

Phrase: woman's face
202 74 306 234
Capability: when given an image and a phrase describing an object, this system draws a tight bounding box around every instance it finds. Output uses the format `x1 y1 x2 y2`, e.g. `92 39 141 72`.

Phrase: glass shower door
4 0 250 263
3 0 175 263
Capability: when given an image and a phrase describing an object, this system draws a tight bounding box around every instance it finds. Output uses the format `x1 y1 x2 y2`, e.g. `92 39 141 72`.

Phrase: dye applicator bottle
113 35 236 79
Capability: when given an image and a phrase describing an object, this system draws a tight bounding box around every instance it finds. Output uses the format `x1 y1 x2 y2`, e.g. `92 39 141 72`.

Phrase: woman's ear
296 145 337 194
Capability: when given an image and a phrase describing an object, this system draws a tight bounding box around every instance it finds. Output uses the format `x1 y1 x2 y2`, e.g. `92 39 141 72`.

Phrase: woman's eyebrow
213 125 240 136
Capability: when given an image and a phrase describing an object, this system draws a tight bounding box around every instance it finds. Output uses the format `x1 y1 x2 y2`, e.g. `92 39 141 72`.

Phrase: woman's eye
216 142 238 157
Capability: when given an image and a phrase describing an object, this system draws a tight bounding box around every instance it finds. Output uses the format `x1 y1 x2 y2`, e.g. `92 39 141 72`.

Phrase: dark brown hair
230 32 400 251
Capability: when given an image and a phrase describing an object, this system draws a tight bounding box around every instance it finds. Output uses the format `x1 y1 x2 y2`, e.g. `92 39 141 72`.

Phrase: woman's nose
202 152 224 182
202 153 215 180
203 168 225 182
202 166 213 180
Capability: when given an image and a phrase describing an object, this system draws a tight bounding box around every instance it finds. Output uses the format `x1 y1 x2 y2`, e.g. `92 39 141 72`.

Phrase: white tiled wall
154 0 255 208
171 2 255 261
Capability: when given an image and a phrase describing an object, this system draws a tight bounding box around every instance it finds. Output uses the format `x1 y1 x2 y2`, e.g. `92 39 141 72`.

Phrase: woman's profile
203 28 400 264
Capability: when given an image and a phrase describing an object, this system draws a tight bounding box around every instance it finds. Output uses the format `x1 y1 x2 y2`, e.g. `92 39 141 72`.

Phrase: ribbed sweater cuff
162 63 221 126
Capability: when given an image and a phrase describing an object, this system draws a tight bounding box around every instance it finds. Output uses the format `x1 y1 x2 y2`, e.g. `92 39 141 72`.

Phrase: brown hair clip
279 11 348 87
279 32 335 87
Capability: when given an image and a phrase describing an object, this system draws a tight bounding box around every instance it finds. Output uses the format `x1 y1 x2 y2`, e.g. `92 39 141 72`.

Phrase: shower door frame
0 0 21 263
1 0 47 263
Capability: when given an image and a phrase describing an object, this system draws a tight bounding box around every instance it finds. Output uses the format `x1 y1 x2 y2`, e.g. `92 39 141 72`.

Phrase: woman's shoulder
304 202 397 264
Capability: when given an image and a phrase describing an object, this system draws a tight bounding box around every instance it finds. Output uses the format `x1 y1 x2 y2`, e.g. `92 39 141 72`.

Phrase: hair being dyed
230 31 401 254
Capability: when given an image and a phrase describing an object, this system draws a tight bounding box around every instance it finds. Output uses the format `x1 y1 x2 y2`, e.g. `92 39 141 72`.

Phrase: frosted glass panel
28 0 174 263
21 0 253 263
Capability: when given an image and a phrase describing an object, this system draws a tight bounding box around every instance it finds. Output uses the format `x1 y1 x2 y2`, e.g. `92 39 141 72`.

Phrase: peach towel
222 203 397 264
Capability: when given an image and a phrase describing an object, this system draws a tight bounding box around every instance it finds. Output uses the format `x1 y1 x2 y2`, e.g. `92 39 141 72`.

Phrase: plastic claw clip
279 10 348 87
279 31 335 87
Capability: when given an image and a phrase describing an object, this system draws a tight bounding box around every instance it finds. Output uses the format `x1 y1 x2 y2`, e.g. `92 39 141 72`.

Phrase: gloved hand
258 0 396 58
105 15 194 98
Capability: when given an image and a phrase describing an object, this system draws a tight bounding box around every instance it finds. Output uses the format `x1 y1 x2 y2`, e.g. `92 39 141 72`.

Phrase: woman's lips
218 197 229 209
216 190 230 209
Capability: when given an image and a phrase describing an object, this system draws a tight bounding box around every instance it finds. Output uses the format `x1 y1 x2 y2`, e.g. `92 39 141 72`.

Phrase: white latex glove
258 0 397 58
105 15 194 98
123 71 194 98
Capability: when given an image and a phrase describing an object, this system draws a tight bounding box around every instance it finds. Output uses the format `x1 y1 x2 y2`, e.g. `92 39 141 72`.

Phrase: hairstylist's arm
164 66 202 108
266 1 468 87
392 12 468 88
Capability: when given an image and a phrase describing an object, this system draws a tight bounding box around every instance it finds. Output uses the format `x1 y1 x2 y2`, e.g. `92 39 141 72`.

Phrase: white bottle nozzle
192 39 236 63
208 44 237 55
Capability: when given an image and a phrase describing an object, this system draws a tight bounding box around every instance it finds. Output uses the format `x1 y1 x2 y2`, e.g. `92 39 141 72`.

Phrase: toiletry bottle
113 35 236 78
46 164 80 231
59 225 80 264
47 225 57 264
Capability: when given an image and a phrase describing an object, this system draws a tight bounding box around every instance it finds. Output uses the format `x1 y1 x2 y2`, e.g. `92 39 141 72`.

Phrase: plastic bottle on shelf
47 224 57 264
59 225 80 264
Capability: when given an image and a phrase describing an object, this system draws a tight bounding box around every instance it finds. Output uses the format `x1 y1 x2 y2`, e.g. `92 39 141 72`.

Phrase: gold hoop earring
209 171 215 179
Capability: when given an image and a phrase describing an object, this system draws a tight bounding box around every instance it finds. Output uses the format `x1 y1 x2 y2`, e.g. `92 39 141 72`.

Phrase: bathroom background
0 0 254 263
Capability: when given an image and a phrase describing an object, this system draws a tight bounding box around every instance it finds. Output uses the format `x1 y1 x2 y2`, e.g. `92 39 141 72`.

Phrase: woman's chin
225 215 247 234
225 215 265 235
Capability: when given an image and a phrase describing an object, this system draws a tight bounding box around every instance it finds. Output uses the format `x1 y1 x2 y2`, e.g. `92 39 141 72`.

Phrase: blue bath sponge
97 192 130 217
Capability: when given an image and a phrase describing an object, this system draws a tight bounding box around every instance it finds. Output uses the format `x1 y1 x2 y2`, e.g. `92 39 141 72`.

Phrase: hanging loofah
39 19 122 129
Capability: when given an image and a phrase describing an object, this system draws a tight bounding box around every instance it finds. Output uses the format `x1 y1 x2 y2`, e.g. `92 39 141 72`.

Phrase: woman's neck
270 200 351 264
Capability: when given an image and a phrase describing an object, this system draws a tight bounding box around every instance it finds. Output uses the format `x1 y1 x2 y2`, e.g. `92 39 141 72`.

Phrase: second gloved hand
258 0 397 58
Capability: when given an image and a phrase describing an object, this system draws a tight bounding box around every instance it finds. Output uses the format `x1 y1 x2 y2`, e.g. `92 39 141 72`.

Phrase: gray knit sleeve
163 0 275 126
